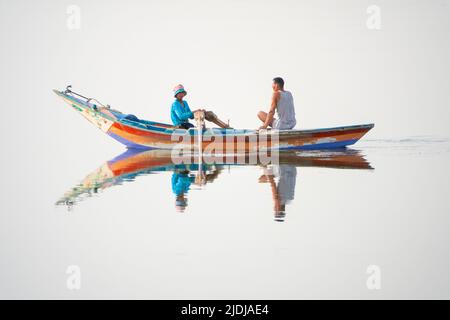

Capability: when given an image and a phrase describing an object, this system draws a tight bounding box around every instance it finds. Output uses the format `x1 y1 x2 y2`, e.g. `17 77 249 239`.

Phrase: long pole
195 111 204 167
198 122 202 167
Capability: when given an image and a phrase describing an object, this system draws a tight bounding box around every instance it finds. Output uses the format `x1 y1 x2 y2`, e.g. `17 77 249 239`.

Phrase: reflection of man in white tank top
257 77 297 130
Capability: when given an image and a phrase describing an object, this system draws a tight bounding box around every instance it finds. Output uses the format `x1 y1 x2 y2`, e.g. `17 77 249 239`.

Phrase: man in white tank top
257 77 297 130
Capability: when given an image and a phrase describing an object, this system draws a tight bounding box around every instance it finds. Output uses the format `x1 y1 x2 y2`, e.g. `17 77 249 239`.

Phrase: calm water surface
55 148 374 220
1 138 450 299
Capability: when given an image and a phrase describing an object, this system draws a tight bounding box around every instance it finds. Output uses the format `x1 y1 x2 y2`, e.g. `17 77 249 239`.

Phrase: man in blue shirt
171 84 232 129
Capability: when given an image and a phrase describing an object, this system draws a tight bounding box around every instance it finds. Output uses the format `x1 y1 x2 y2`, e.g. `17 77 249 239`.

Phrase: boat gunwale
54 89 374 137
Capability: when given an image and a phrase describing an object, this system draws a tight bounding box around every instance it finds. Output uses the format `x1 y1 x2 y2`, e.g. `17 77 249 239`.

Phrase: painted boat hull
54 90 374 151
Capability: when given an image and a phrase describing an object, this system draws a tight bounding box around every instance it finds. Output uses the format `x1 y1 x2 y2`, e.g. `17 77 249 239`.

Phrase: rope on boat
64 85 109 110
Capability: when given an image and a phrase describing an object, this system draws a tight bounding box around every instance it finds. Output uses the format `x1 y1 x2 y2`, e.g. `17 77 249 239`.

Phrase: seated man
257 77 296 130
171 84 232 129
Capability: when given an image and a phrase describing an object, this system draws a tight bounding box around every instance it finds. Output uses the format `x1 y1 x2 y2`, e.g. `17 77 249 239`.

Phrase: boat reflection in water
56 149 373 221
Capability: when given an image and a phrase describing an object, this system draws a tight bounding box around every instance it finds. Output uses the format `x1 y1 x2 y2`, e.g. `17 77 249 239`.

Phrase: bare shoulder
272 91 281 99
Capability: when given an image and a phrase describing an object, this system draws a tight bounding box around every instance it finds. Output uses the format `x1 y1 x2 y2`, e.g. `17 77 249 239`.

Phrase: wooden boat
55 148 372 207
54 87 374 151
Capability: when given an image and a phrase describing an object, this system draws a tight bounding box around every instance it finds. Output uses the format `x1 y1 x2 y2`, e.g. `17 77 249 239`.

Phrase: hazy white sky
1 0 450 143
1 1 450 299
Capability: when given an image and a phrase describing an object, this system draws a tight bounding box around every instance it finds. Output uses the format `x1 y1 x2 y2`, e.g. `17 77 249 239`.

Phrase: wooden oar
194 110 205 168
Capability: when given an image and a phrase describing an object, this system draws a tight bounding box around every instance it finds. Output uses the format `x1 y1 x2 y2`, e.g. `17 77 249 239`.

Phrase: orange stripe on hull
108 123 371 151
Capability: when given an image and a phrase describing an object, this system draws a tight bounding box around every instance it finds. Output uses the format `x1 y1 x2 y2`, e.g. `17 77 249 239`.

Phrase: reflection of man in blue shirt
170 164 221 213
171 169 195 213
172 171 194 195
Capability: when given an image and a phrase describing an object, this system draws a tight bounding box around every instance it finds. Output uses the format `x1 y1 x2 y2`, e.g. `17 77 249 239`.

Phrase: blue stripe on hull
279 139 359 150
107 132 155 150
107 148 148 165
